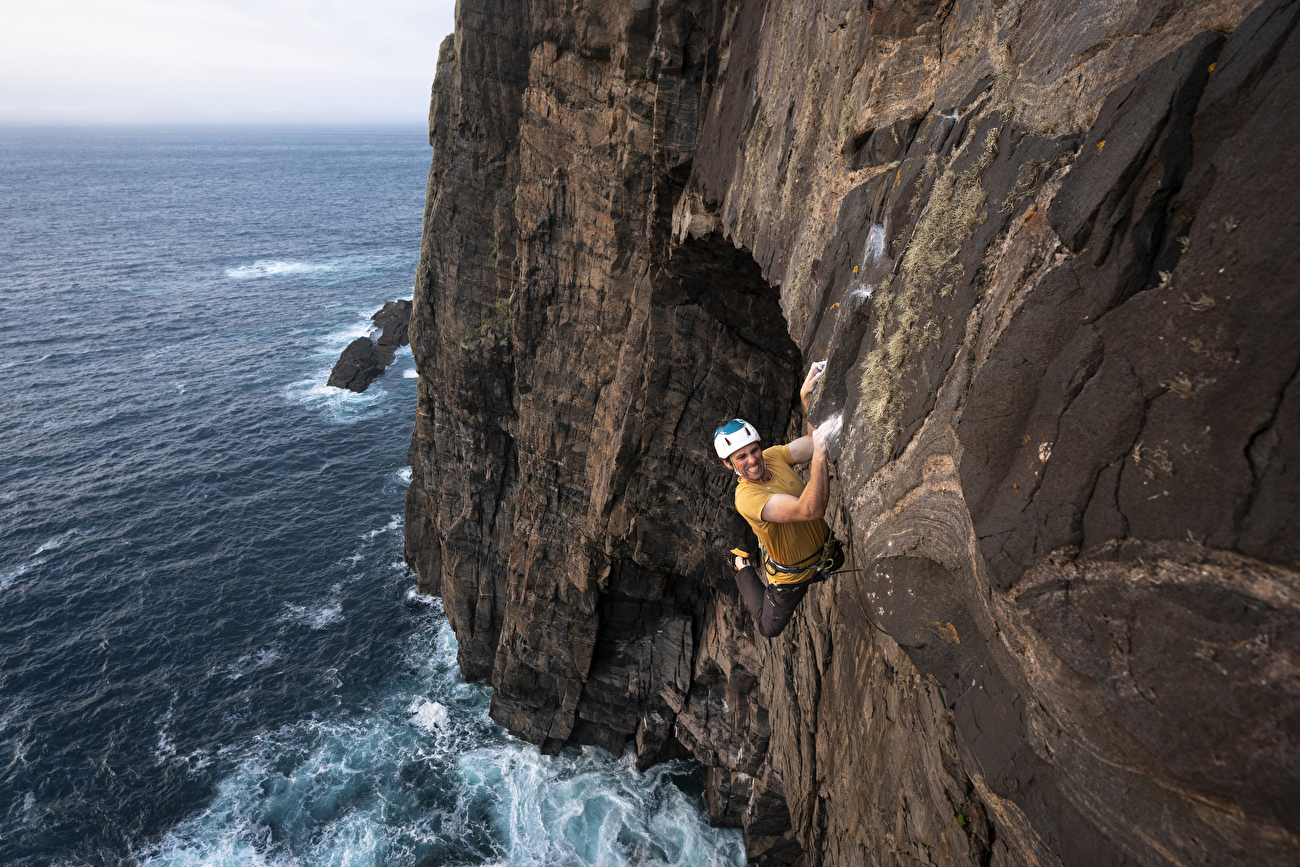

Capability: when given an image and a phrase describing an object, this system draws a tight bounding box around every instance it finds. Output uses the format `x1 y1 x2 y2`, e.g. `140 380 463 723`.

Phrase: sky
0 0 457 125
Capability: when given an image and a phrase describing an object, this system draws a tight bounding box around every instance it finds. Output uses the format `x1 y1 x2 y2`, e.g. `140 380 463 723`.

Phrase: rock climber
714 361 842 638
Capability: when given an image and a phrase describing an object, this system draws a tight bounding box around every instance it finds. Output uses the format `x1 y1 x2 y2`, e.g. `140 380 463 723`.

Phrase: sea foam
280 310 408 424
138 619 744 867
0 560 40 590
0 528 81 589
0 353 52 370
280 601 343 631
225 253 409 284
409 698 449 734
213 647 283 681
34 528 81 555
365 514 403 540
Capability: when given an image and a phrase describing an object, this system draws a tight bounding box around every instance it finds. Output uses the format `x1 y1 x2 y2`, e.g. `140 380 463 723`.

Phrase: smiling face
724 441 768 483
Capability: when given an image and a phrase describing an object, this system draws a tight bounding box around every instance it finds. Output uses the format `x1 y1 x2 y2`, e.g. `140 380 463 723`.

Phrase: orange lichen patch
1209 62 1217 72
1097 140 1106 152
933 622 960 644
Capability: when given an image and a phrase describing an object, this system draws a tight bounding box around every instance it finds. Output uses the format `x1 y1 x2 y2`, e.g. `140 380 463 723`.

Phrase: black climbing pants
735 565 811 638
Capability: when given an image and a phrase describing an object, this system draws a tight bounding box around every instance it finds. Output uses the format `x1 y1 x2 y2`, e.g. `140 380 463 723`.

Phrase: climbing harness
734 535 847 584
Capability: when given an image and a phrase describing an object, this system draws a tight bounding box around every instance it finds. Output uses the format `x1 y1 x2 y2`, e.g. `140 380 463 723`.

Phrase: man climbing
714 361 841 638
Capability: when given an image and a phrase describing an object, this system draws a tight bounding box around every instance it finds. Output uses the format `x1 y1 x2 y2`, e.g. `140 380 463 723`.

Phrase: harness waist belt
761 547 821 575
761 534 840 577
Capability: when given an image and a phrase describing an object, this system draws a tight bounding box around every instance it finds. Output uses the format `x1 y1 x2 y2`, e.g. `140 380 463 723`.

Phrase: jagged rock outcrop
404 0 1300 864
327 299 411 392
371 299 412 366
328 337 383 392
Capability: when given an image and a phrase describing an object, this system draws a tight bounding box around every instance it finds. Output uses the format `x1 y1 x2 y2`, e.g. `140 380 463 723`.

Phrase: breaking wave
137 620 744 867
225 254 408 284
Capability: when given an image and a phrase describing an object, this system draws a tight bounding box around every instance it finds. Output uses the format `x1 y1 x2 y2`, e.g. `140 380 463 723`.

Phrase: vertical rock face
404 0 1300 864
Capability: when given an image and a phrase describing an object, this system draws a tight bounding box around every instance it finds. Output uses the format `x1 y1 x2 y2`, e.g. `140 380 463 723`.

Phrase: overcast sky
0 0 457 125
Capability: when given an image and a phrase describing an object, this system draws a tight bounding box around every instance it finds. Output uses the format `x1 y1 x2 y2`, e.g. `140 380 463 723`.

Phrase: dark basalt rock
372 299 411 366
403 0 1300 864
327 337 383 393
326 299 411 393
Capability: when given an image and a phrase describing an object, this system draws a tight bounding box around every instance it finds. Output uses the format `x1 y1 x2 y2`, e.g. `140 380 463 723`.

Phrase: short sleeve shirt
734 445 828 584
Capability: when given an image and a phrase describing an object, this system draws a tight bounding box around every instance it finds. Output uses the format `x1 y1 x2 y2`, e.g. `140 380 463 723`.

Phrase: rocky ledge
403 1 1299 864
327 299 411 392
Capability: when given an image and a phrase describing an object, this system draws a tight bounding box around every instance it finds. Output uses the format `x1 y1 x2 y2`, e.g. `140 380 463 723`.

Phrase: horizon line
0 120 431 129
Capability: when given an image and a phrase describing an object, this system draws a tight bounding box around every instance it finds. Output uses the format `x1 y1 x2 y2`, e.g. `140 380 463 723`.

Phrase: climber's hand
800 361 827 400
811 420 835 454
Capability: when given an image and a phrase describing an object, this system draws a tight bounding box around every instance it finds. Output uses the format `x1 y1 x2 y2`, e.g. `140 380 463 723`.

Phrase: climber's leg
756 581 809 637
735 564 809 638
735 564 766 621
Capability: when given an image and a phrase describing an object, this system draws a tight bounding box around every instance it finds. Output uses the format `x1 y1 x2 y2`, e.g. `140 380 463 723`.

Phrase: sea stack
327 298 411 392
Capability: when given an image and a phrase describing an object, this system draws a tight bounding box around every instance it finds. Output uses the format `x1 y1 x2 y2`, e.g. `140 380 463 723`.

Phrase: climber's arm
761 425 831 523
787 361 827 464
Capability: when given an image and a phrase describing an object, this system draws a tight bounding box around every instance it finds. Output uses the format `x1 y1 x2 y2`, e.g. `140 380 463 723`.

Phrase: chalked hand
801 360 827 397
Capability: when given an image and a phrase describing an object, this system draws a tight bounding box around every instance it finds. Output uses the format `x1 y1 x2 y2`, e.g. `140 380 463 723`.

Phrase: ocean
0 126 744 867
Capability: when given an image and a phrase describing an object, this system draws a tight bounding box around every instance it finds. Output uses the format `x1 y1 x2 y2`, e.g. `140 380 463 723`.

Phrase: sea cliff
403 0 1300 863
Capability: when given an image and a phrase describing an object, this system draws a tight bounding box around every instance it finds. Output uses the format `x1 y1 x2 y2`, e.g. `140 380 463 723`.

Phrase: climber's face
725 442 767 482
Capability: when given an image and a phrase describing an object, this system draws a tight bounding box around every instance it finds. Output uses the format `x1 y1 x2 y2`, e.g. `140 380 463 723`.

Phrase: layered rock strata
404 0 1300 864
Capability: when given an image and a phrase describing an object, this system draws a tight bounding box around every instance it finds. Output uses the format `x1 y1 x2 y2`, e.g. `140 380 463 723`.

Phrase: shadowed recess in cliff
656 231 801 372
512 230 805 770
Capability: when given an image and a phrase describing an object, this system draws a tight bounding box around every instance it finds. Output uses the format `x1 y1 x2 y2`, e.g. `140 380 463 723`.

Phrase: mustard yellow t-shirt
734 445 828 585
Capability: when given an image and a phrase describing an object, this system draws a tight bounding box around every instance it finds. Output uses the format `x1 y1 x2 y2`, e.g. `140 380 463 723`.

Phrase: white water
135 616 745 867
281 312 415 424
225 256 406 284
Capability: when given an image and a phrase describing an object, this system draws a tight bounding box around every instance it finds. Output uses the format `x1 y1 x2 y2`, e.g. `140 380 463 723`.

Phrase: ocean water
0 127 744 867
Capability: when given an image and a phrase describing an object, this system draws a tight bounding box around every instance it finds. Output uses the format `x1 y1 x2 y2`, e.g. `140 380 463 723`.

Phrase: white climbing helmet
714 418 760 459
